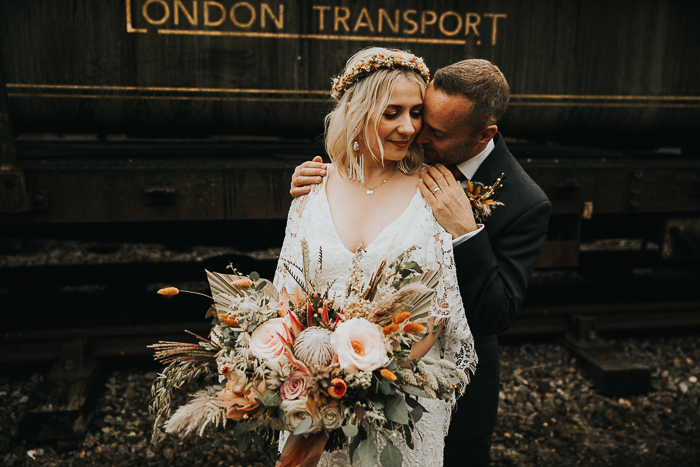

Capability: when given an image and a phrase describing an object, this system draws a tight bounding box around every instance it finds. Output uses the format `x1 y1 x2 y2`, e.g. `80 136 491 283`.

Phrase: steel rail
2 302 699 363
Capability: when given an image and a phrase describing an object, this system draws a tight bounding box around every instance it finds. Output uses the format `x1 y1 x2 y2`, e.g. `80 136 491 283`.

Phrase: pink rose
249 318 293 361
331 318 389 373
280 371 307 400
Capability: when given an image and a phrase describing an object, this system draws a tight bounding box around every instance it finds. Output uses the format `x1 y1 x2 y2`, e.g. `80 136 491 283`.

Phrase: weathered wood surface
0 0 698 139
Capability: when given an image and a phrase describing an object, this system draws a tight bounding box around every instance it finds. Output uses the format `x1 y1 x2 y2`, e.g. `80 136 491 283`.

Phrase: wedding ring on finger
432 187 442 194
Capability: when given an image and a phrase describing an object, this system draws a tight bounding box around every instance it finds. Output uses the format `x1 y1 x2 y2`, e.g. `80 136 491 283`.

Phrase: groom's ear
476 125 498 144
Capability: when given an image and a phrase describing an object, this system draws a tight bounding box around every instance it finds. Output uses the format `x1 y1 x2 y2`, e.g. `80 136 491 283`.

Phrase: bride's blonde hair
324 47 428 183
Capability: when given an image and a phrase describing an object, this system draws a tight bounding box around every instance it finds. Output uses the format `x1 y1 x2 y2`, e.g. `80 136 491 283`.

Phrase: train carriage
2 0 700 268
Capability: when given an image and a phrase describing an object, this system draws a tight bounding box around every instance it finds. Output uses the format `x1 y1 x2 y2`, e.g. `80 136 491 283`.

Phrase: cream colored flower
320 404 343 430
248 317 292 361
331 318 389 374
280 397 321 434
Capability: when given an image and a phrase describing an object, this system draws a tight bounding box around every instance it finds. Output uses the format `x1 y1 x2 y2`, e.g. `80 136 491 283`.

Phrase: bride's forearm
408 318 444 361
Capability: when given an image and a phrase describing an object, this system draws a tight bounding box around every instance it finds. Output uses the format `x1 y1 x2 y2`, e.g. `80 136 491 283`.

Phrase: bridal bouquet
149 244 469 467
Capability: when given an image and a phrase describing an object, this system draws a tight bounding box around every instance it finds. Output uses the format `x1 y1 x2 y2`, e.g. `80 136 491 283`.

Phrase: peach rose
249 318 293 361
330 318 389 373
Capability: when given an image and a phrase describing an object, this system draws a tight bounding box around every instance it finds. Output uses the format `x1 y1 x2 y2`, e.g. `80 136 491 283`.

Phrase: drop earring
350 138 363 182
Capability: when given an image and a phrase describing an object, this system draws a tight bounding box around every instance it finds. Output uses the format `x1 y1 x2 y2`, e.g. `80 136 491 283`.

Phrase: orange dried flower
381 369 397 381
392 312 412 324
231 278 253 287
382 323 399 335
403 323 425 334
157 287 179 297
328 378 347 399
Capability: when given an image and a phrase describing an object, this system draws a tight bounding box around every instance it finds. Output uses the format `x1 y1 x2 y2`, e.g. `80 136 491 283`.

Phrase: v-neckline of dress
321 165 421 255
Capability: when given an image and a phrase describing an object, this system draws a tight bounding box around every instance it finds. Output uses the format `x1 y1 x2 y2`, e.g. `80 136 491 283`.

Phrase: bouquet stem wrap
275 433 327 467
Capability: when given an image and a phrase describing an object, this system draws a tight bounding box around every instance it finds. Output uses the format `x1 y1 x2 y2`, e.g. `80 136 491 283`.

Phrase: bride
273 47 476 466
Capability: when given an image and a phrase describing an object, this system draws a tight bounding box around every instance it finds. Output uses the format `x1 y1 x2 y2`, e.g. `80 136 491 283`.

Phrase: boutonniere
466 173 504 222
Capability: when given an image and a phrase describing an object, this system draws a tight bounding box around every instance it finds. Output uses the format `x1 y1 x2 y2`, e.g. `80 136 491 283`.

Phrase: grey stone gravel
2 336 698 466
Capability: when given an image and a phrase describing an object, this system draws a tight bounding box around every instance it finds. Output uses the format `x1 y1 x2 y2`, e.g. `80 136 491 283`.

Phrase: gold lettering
484 13 507 45
313 5 330 31
421 11 437 35
203 1 225 26
378 9 399 34
142 0 170 26
334 7 350 32
261 3 283 29
402 10 418 35
230 2 255 28
353 8 374 32
174 1 197 26
465 13 480 36
438 11 462 37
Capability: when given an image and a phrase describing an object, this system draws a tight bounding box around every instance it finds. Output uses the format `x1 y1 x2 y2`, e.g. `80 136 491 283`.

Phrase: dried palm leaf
368 283 434 326
397 269 441 322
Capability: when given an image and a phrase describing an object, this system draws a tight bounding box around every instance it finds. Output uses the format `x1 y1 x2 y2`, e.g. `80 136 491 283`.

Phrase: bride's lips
388 139 410 148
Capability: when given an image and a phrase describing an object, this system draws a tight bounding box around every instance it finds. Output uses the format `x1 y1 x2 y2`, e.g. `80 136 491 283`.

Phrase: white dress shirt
451 139 495 247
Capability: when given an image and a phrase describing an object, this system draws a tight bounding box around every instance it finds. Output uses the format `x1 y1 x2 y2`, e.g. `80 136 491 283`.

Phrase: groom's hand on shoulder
419 164 478 238
290 156 327 198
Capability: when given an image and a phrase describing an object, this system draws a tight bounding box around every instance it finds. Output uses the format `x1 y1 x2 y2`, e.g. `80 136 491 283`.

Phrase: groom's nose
415 126 429 145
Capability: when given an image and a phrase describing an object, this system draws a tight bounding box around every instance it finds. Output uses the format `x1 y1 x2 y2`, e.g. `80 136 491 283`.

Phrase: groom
290 60 550 466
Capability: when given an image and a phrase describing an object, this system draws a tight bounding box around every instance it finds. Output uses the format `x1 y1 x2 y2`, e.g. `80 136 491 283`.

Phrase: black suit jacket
447 133 551 442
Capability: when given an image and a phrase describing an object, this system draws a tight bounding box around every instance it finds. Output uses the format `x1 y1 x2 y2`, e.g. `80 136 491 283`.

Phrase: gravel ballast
1 335 698 467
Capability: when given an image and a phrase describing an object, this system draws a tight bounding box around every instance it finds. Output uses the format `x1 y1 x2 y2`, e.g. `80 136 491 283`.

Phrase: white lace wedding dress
273 169 477 467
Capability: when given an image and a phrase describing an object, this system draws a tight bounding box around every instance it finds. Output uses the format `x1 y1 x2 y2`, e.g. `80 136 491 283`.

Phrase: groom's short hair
433 60 510 133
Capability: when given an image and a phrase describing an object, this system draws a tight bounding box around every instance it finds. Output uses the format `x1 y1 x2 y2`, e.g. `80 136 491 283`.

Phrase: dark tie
445 164 466 182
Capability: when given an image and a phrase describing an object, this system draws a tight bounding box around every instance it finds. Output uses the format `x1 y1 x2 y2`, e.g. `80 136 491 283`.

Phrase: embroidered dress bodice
274 169 477 467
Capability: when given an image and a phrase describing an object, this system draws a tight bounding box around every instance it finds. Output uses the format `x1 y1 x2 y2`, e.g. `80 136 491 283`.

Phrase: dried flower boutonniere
466 173 504 222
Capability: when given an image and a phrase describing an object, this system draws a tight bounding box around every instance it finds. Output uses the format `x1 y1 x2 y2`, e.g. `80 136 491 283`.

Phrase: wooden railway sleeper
564 315 651 395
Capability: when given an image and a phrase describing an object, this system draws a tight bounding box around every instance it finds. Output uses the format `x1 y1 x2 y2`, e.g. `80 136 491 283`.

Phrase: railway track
2 253 700 363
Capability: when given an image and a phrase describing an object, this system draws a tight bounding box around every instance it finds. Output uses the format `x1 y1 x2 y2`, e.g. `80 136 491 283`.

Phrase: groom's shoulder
495 137 549 209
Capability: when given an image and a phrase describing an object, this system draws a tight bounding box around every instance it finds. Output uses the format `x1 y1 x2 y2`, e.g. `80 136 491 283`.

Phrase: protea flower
293 327 334 366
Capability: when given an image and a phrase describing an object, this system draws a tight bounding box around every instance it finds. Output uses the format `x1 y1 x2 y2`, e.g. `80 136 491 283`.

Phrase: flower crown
330 52 431 101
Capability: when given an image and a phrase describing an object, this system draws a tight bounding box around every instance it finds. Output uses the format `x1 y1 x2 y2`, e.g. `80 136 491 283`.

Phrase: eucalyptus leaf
247 323 257 332
251 432 265 450
385 396 409 424
386 360 397 371
211 437 223 448
358 438 378 467
260 389 283 407
380 441 403 467
349 425 367 463
255 282 266 291
404 396 419 409
369 398 385 410
410 405 424 423
293 416 313 435
379 378 392 395
250 271 260 282
238 432 251 452
342 424 358 437
401 385 429 398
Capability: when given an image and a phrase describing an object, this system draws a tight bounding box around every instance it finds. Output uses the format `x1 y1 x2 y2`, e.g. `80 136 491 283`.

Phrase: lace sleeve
273 193 309 293
426 224 478 389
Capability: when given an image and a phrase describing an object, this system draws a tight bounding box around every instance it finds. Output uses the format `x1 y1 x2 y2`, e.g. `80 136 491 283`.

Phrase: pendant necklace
364 165 398 195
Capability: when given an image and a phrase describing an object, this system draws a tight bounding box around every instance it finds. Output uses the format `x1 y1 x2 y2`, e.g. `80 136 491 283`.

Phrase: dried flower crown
331 52 431 101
